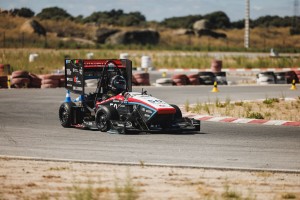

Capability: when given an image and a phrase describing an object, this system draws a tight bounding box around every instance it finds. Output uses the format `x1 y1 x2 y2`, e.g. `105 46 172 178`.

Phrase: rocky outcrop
106 29 160 45
20 19 46 36
95 28 120 43
193 19 226 39
193 19 211 31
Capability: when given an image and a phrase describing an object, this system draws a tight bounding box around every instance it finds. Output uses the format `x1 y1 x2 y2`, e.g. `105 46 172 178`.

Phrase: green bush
246 112 264 119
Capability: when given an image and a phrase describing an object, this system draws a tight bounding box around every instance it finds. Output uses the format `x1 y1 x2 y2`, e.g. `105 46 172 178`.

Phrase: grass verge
188 96 300 121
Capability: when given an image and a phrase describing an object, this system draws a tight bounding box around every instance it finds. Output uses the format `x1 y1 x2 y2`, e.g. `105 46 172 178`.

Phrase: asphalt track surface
0 86 299 171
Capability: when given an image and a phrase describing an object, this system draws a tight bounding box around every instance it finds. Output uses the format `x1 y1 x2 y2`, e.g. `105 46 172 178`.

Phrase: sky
0 0 296 22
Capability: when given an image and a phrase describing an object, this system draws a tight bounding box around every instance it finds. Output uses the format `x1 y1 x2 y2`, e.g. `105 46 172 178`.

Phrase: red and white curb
182 113 300 127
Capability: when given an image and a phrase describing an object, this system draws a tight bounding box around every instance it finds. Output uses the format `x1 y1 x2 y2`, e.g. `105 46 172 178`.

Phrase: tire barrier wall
172 74 190 86
39 74 65 89
133 73 150 86
295 70 300 81
11 70 30 88
2 70 149 89
172 72 227 86
1 70 65 89
0 64 11 76
0 76 8 89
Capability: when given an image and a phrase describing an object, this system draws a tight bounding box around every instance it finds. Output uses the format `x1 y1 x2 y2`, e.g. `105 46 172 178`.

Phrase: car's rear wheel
95 105 119 132
59 102 76 128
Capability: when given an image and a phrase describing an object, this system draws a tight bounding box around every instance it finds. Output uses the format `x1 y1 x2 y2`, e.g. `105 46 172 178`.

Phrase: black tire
95 105 119 132
170 104 182 120
59 102 76 128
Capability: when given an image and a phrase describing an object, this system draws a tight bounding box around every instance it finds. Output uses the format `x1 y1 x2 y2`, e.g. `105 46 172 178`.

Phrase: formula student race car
59 59 200 134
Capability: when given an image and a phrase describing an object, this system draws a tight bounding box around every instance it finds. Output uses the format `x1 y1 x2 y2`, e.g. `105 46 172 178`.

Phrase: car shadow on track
74 127 207 135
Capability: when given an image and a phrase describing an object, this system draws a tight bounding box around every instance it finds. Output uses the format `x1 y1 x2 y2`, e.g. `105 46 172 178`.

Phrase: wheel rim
97 112 108 130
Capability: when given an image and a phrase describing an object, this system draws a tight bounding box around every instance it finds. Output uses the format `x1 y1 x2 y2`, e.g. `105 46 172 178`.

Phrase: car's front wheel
59 102 76 128
95 105 119 132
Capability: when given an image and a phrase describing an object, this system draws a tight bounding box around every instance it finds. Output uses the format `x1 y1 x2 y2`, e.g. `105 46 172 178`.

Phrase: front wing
109 117 201 134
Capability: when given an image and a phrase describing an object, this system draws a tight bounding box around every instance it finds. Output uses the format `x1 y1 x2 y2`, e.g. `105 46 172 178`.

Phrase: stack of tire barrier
187 74 200 85
155 78 173 86
211 60 222 72
172 74 189 86
0 76 8 89
11 71 30 88
40 74 64 88
28 73 42 88
295 70 300 81
133 73 150 86
171 72 227 86
214 72 228 85
132 75 139 86
0 64 5 75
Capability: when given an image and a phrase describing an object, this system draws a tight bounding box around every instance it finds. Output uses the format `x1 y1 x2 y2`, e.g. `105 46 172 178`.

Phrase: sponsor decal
67 78 73 82
73 76 82 84
73 68 79 73
66 69 72 75
73 86 83 91
66 60 70 64
148 99 164 104
159 104 168 107
67 83 72 87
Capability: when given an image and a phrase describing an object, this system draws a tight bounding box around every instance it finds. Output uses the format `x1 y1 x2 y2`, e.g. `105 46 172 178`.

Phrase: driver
103 75 127 100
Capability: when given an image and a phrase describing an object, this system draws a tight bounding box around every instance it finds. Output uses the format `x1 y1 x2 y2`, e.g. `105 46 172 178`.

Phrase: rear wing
64 59 132 95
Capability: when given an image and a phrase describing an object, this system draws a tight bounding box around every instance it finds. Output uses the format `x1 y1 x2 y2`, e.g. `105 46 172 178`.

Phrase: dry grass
160 27 300 51
1 48 300 74
189 97 300 121
1 158 300 200
1 15 300 51
1 15 300 73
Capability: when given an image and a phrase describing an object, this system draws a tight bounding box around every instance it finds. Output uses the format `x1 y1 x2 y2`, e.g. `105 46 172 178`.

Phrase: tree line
6 7 299 29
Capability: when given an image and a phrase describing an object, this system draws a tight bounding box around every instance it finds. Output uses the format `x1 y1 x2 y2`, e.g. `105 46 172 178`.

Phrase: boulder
106 29 160 45
193 19 211 31
193 19 227 39
95 28 120 43
20 19 46 36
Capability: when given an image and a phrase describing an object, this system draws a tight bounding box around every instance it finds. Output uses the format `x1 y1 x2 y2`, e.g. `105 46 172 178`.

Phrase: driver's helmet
110 75 127 94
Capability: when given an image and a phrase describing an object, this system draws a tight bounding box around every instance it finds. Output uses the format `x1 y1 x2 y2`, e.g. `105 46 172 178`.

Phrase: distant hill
1 6 300 52
2 6 299 29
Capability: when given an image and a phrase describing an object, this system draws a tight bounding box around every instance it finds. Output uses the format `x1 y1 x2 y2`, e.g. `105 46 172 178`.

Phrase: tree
83 9 146 26
10 7 34 18
231 19 245 29
204 11 231 29
36 7 73 20
160 15 203 29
